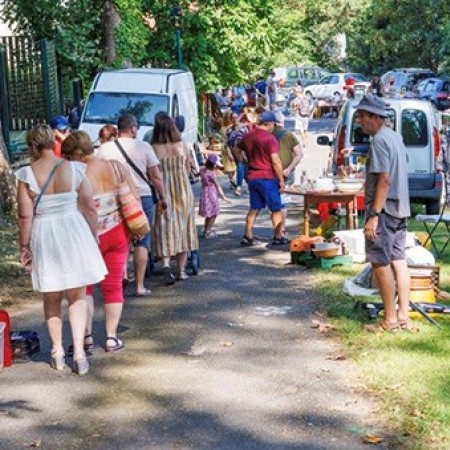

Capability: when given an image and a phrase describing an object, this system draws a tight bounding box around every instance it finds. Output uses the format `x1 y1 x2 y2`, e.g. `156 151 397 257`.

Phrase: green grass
314 209 450 449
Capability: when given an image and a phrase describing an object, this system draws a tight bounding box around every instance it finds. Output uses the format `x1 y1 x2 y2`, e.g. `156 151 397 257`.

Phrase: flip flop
105 337 124 353
134 289 152 297
364 321 400 333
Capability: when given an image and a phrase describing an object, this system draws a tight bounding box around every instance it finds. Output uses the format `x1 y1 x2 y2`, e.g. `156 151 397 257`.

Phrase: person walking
227 113 249 196
62 130 139 353
199 154 230 238
15 125 107 375
97 114 166 297
272 111 304 242
352 95 411 333
290 87 311 145
234 111 285 245
150 112 199 283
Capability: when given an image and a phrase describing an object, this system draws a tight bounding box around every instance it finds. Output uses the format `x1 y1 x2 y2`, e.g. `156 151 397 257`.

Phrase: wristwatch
368 209 380 218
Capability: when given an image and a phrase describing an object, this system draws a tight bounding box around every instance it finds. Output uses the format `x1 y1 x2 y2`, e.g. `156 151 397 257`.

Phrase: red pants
87 223 129 304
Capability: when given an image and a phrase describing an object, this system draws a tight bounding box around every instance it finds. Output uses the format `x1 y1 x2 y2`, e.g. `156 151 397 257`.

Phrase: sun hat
206 153 223 168
50 115 70 131
352 94 388 118
260 111 281 124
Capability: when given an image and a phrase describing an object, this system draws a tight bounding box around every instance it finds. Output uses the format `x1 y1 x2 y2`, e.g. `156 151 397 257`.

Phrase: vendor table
303 191 359 236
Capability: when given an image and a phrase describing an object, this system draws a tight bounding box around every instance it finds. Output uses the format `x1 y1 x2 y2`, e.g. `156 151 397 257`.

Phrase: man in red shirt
50 115 71 157
235 111 285 245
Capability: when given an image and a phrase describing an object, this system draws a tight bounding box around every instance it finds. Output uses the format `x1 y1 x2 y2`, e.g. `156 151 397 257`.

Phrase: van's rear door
399 103 436 190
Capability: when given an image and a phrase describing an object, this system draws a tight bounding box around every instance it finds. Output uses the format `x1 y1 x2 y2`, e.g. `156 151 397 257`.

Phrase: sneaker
240 235 258 246
72 355 89 376
162 266 176 286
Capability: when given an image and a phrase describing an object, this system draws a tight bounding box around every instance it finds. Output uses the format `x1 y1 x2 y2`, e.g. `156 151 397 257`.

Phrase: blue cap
50 115 70 131
260 111 281 124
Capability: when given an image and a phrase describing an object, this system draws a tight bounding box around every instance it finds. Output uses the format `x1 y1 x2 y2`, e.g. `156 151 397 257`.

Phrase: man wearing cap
235 111 285 246
50 115 71 157
353 94 411 333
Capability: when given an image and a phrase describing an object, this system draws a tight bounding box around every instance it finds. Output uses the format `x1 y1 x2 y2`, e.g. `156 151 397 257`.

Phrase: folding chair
415 210 450 258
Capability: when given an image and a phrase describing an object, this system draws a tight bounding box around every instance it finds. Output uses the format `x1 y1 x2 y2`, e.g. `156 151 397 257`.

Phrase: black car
415 77 450 111
381 68 436 97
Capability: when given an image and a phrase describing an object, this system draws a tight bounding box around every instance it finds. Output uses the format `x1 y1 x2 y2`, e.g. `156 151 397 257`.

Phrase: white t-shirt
98 137 159 197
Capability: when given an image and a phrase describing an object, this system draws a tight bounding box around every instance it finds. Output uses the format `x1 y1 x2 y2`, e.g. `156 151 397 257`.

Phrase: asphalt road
0 119 389 450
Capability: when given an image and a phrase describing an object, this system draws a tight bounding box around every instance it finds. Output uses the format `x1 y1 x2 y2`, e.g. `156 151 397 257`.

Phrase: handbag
111 162 150 237
113 139 159 204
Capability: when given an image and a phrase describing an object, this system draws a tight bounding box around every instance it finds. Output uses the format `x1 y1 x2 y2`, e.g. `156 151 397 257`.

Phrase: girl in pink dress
199 154 230 238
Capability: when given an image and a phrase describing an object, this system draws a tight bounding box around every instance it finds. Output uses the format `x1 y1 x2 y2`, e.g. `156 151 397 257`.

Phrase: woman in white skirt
15 125 107 375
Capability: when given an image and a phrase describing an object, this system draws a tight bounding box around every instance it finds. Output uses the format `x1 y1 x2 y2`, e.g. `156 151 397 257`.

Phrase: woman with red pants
62 131 139 352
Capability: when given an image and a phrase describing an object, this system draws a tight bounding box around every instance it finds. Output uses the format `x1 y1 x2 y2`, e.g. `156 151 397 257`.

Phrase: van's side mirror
175 115 185 133
317 135 331 146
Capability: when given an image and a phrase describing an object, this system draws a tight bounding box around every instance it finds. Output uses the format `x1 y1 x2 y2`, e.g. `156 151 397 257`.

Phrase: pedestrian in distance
352 94 412 333
49 115 71 157
15 125 107 375
234 111 285 246
199 154 231 239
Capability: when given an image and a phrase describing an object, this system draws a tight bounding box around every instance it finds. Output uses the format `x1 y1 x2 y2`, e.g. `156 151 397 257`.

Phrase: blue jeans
134 195 154 249
236 162 247 188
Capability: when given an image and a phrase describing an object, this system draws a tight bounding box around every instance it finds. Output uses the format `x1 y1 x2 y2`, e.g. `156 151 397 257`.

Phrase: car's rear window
401 109 428 146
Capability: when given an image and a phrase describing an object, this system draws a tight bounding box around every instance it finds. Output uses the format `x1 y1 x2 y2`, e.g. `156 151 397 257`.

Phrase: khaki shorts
365 211 407 266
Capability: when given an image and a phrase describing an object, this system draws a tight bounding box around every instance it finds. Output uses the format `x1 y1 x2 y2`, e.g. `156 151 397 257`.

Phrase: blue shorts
134 195 154 249
248 179 284 212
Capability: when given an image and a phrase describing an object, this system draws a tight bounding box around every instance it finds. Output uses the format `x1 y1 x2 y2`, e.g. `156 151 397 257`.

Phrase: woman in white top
15 125 107 375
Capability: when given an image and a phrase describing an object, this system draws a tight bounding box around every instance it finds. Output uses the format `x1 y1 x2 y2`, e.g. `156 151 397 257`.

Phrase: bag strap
114 139 159 203
33 160 64 214
114 139 151 187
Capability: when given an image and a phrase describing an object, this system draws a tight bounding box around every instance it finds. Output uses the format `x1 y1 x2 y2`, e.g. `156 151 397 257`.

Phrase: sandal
105 336 124 353
398 319 420 333
240 235 258 246
364 321 400 333
272 237 290 246
162 266 176 286
67 334 94 357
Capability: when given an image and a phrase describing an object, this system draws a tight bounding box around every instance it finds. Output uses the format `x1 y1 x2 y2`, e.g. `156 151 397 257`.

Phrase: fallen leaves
26 439 42 447
326 354 346 361
219 341 233 348
362 434 384 444
311 320 335 332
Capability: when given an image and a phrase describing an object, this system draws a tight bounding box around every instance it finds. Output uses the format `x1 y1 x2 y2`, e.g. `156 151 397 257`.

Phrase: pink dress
199 169 220 218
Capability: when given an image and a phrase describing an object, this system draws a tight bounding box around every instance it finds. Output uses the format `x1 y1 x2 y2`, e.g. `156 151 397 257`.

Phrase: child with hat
199 154 231 238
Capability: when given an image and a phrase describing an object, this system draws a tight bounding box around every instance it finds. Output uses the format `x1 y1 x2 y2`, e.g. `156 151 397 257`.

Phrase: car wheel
425 199 441 215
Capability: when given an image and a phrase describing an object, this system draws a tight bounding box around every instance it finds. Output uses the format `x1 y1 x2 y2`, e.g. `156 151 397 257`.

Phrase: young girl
199 154 230 238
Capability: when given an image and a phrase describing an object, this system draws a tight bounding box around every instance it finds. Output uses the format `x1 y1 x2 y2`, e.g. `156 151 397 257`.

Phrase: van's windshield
83 92 169 126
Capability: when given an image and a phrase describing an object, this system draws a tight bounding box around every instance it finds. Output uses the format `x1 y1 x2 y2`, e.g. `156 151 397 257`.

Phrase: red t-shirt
53 138 62 157
237 128 279 180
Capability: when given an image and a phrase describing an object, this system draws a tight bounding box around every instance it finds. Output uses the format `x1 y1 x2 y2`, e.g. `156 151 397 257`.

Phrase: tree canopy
1 0 449 93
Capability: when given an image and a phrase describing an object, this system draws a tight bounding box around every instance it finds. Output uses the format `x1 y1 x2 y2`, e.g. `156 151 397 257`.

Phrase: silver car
317 98 443 214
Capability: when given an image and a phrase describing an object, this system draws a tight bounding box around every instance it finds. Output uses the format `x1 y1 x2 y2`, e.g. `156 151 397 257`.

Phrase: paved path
1 182 389 448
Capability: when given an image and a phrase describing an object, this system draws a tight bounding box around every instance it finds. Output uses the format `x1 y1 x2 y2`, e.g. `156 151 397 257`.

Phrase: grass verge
314 217 450 450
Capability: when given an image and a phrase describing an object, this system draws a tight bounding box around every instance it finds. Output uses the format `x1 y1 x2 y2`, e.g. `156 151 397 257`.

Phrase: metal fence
0 37 62 149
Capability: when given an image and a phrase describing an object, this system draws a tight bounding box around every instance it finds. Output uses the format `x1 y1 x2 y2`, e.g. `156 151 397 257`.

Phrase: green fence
0 37 62 152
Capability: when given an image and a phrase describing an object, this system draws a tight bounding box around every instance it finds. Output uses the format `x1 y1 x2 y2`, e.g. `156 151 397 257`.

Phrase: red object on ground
0 309 13 367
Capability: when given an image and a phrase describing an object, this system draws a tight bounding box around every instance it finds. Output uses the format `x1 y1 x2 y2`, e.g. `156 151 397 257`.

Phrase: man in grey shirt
353 94 411 333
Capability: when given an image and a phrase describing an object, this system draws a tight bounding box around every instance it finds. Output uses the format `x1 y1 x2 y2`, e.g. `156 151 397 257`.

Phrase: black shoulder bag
114 139 159 204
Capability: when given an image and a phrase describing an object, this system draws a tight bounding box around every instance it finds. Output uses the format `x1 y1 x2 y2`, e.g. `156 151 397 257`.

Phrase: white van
78 68 199 161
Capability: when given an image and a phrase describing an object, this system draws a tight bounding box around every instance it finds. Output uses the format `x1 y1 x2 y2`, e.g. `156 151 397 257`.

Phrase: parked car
317 98 443 214
304 73 370 102
415 77 450 111
273 65 330 88
381 68 436 97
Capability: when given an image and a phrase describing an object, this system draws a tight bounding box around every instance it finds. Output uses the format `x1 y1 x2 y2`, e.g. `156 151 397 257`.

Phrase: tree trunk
100 1 121 65
0 122 17 222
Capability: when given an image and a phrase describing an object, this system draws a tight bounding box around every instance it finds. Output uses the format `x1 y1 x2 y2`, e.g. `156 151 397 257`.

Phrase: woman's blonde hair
62 130 94 157
27 125 54 158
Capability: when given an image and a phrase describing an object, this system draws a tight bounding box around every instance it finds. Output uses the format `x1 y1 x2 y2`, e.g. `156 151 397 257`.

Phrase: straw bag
111 162 150 237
